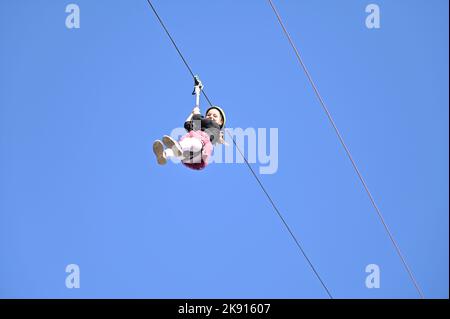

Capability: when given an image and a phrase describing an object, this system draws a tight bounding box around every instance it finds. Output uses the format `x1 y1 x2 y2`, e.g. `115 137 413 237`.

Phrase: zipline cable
267 0 424 299
231 136 333 299
145 0 333 299
145 0 213 107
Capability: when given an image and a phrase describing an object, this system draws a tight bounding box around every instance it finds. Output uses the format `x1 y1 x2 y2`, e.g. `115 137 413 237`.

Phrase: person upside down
152 76 227 170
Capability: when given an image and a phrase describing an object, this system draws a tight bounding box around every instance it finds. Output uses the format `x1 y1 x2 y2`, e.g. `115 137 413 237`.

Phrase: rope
230 135 333 298
267 0 424 299
145 0 214 107
145 0 333 299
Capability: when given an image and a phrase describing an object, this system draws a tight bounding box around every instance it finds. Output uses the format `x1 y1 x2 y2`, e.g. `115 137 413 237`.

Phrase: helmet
205 106 226 129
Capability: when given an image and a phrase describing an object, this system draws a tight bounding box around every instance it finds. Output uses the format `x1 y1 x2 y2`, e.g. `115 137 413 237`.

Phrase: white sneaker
153 140 167 165
162 135 183 158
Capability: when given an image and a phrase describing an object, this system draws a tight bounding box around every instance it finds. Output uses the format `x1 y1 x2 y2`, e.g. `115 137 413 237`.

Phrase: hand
192 106 201 115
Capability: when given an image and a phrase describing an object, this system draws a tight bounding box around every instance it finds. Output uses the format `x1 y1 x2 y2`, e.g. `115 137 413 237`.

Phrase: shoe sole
162 135 182 157
153 140 167 165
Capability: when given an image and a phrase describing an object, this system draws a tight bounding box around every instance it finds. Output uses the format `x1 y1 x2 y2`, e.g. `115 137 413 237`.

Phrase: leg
163 148 175 159
179 137 203 164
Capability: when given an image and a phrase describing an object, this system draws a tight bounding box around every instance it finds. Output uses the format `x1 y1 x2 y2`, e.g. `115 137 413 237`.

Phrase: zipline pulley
192 75 203 107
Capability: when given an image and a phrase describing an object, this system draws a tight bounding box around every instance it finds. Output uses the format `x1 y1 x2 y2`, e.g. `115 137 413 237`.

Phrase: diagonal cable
145 0 333 298
267 0 424 299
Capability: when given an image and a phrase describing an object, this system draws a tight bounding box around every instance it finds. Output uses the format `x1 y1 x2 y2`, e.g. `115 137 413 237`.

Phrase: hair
218 131 227 145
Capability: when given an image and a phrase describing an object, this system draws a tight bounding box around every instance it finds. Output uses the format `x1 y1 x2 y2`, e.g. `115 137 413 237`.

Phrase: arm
184 107 202 132
185 106 201 122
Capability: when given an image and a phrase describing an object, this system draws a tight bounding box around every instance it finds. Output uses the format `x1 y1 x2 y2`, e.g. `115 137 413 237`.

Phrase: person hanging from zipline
152 76 227 170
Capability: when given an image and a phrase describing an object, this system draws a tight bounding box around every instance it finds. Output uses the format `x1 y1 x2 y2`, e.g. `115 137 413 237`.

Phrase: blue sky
0 0 448 298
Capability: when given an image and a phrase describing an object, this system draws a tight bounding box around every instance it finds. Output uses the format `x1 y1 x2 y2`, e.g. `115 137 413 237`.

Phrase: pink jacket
179 130 213 170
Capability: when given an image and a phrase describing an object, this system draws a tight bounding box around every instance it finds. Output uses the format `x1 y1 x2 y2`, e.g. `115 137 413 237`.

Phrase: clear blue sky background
0 0 448 298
